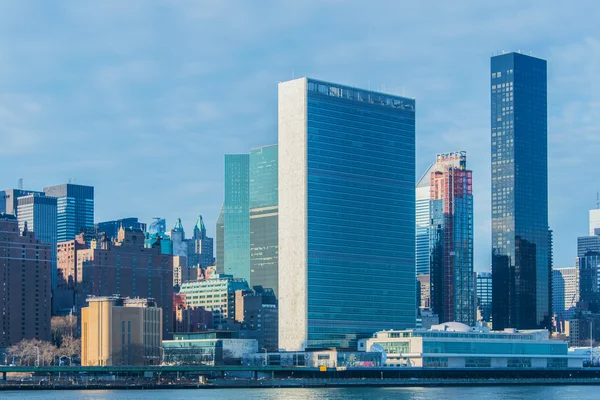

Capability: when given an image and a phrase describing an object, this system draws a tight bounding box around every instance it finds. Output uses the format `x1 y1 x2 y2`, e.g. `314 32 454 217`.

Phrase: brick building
0 213 51 347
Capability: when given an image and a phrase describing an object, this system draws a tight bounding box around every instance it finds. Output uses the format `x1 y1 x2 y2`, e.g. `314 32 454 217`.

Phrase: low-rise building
358 322 583 368
162 331 257 365
179 274 249 326
243 349 382 368
81 296 162 366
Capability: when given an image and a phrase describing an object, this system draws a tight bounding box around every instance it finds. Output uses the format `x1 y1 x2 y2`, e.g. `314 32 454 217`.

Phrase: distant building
0 213 51 347
250 144 279 296
416 167 432 276
235 286 278 351
148 218 167 235
491 53 550 330
56 233 88 313
187 215 214 268
215 206 224 274
163 331 257 366
359 322 583 368
172 293 213 333
476 272 493 323
179 274 249 326
577 251 600 311
0 188 44 217
170 218 187 257
590 209 600 236
16 194 58 291
81 296 162 366
43 184 94 243
224 154 250 282
417 274 431 308
96 217 146 240
278 78 416 350
552 267 579 324
76 227 173 337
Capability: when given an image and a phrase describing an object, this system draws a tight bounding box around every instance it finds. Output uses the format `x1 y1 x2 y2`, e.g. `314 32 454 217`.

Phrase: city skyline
1 2 600 272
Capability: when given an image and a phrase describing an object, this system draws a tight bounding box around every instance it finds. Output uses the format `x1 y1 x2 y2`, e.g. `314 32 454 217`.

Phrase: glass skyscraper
96 217 146 239
0 189 44 217
476 272 492 323
224 154 250 282
250 144 279 296
491 52 550 329
43 184 94 243
428 152 474 325
278 78 416 350
17 194 58 289
416 166 433 276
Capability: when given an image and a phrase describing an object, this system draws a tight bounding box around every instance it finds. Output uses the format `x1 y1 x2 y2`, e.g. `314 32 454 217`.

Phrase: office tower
577 251 600 311
491 52 550 330
16 194 58 291
224 154 250 282
76 227 173 337
0 188 44 217
172 293 213 333
428 152 474 325
43 184 94 243
476 272 493 323
216 206 225 274
0 213 51 347
278 78 416 350
590 209 600 236
148 218 167 235
416 166 433 276
81 297 162 366
250 144 279 296
552 267 579 322
170 218 187 257
96 217 146 240
187 215 214 268
179 274 249 326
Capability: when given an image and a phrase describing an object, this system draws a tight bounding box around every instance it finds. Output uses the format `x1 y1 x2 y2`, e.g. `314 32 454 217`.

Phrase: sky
1 1 599 271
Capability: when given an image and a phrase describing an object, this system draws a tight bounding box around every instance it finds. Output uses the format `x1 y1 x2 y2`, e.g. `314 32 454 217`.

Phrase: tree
59 335 81 362
51 315 78 347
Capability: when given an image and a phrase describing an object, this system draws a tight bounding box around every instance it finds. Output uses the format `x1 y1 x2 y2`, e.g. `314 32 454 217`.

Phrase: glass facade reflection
224 154 250 282
278 77 416 350
250 145 279 296
43 184 94 243
490 53 550 329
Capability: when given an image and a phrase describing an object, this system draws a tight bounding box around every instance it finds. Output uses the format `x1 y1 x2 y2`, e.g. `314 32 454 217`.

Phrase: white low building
359 322 584 369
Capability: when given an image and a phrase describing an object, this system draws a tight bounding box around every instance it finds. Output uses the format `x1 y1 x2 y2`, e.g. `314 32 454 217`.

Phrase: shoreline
2 378 600 390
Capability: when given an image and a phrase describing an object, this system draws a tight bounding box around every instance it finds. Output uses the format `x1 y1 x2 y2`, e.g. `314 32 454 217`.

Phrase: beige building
81 296 162 366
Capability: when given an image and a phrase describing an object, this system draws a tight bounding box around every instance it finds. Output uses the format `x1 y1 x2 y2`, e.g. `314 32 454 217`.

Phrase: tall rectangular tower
43 184 94 243
278 78 416 350
224 154 250 282
250 144 279 296
429 152 474 325
491 52 550 329
416 166 433 276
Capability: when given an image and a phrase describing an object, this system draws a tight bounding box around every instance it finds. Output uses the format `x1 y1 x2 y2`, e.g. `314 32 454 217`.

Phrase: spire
173 218 184 232
195 215 206 232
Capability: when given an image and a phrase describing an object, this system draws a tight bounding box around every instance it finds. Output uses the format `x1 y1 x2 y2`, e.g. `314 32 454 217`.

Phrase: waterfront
2 386 600 399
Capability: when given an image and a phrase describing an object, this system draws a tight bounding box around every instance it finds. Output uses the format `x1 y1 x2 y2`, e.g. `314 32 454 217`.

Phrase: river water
1 386 599 400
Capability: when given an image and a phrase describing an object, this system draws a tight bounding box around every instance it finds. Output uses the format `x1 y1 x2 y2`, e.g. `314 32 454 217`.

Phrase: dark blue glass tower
490 52 550 329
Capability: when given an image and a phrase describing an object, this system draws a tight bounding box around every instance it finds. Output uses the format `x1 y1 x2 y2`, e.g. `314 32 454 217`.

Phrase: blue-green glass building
278 78 416 350
224 154 250 283
250 144 279 296
43 184 94 243
490 53 550 330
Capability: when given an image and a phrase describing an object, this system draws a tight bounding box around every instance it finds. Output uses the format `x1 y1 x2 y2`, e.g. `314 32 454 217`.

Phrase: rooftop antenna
596 192 599 209
18 178 23 190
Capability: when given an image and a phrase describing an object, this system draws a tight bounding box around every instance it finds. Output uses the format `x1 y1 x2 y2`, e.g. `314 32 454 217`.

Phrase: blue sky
1 1 599 271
